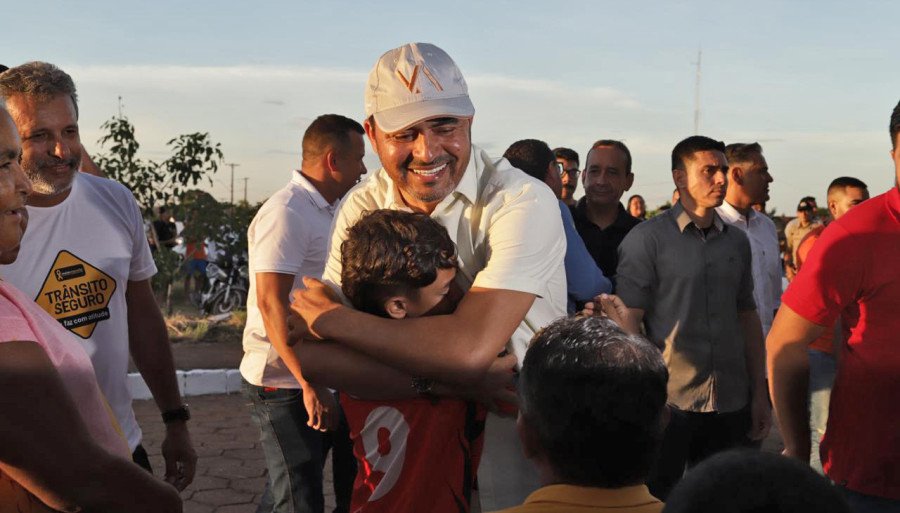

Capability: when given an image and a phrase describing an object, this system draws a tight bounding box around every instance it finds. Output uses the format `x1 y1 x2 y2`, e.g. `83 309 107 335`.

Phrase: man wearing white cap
291 42 567 510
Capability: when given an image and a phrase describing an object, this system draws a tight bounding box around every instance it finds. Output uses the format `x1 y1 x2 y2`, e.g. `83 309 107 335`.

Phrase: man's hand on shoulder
290 277 345 341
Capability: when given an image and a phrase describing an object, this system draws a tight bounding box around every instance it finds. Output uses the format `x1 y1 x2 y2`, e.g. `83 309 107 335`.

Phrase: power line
225 163 240 204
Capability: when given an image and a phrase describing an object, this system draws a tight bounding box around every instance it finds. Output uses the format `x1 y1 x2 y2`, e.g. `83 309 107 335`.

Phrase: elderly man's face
0 110 32 264
6 94 80 198
365 116 472 214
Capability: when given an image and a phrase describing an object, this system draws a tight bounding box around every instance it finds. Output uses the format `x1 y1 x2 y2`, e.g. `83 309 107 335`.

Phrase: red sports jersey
341 394 486 513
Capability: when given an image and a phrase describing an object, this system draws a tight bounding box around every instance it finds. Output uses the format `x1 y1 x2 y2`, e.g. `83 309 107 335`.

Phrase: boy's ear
383 296 409 319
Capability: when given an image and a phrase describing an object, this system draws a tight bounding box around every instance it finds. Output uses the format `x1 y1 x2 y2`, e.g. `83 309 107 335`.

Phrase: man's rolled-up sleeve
472 184 565 296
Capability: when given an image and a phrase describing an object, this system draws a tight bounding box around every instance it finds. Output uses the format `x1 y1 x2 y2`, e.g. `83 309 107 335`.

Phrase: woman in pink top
0 108 181 512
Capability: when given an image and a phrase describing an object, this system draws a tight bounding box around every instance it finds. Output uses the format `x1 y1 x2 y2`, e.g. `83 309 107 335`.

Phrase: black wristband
161 404 191 424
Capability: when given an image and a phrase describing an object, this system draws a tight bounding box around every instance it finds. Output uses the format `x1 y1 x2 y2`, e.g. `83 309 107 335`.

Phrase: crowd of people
0 41 898 513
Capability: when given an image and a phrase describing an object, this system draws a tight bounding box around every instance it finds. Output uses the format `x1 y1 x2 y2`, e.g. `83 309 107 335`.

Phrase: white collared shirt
716 201 782 335
241 170 338 388
322 146 567 366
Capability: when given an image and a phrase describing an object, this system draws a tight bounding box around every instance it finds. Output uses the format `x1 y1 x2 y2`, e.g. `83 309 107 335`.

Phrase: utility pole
226 163 240 204
117 95 124 117
693 49 702 134
242 177 249 204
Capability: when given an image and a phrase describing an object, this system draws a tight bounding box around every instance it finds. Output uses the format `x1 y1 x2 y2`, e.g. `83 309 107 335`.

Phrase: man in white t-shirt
290 42 567 510
240 114 366 513
0 62 196 490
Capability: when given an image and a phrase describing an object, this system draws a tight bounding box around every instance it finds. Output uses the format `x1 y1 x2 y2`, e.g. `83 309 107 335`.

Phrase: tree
95 115 223 216
94 114 225 313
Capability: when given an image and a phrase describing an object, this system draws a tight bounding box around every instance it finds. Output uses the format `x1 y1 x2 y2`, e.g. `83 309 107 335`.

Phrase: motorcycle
199 253 249 315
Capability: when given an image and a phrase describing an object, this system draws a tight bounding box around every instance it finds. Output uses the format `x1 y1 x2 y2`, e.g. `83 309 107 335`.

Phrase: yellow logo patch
34 250 117 339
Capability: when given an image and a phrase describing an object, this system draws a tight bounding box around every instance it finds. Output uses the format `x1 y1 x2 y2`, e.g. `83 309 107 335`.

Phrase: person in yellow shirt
492 315 667 513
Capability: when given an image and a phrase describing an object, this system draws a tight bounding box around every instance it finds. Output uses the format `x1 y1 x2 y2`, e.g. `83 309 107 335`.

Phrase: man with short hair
768 101 900 510
793 176 869 474
494 316 667 513
0 61 196 488
291 42 567 510
241 114 365 513
553 146 580 207
716 142 781 337
783 197 822 280
571 139 641 279
503 139 611 312
615 136 770 499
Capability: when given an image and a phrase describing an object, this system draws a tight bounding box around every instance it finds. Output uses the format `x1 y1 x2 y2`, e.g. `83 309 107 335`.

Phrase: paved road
135 394 337 513
137 394 783 512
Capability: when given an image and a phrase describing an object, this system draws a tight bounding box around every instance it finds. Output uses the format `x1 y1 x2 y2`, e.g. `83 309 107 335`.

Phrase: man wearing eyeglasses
553 147 581 208
504 139 612 313
570 139 641 281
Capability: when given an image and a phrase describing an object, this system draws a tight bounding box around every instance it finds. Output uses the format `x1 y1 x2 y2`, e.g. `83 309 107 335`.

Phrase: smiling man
615 135 769 500
290 42 567 510
0 62 196 489
570 140 641 279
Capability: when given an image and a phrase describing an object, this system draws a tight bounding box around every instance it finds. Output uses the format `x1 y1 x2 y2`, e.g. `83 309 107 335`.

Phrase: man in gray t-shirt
615 136 770 500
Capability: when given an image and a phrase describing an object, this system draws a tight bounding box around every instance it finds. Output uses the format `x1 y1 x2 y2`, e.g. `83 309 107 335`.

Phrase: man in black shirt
571 140 641 280
151 206 177 251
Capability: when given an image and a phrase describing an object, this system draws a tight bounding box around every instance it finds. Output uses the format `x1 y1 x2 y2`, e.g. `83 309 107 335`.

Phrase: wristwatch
411 377 434 396
161 404 191 424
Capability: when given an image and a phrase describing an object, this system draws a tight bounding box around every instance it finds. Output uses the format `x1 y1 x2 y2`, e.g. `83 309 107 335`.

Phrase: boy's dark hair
663 449 851 513
341 209 457 316
891 99 900 149
520 316 668 488
503 139 555 182
671 135 725 171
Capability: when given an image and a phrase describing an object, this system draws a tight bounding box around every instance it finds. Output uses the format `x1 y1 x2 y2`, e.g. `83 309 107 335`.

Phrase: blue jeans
243 380 355 513
843 489 900 513
809 349 836 473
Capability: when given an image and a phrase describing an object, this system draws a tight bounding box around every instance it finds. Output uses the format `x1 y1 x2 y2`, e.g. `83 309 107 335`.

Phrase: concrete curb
128 369 241 399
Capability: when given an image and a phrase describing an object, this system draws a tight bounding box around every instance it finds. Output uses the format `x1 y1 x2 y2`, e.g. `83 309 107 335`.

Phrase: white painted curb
128 369 242 399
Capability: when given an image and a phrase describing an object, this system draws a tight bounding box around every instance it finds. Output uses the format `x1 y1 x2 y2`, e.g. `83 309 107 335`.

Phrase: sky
4 0 900 213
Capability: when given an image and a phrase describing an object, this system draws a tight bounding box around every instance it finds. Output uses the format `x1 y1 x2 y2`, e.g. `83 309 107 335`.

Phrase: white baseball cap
364 42 475 133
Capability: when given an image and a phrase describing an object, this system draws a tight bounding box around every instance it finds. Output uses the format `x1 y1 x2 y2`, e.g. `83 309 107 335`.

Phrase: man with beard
553 147 580 208
615 136 770 499
290 42 567 510
0 62 196 489
571 140 641 280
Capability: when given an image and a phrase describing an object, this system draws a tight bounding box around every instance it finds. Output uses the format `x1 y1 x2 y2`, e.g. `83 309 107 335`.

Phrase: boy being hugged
338 209 488 513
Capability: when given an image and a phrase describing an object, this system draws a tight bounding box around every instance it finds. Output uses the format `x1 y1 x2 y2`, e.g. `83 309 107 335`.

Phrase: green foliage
94 113 226 307
95 115 223 216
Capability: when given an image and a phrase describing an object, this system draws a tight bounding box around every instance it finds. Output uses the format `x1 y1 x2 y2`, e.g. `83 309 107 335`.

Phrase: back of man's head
663 449 851 513
519 316 668 488
301 114 364 163
340 209 457 316
553 147 579 167
0 61 78 117
504 139 555 182
671 135 725 171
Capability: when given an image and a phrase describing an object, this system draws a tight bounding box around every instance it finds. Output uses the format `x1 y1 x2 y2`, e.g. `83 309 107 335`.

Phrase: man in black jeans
615 136 770 499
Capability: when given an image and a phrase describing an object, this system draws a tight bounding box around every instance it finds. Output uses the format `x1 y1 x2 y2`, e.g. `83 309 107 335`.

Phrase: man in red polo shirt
768 100 900 511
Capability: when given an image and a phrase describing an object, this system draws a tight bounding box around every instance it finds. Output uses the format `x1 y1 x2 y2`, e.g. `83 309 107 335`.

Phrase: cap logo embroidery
396 64 443 94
